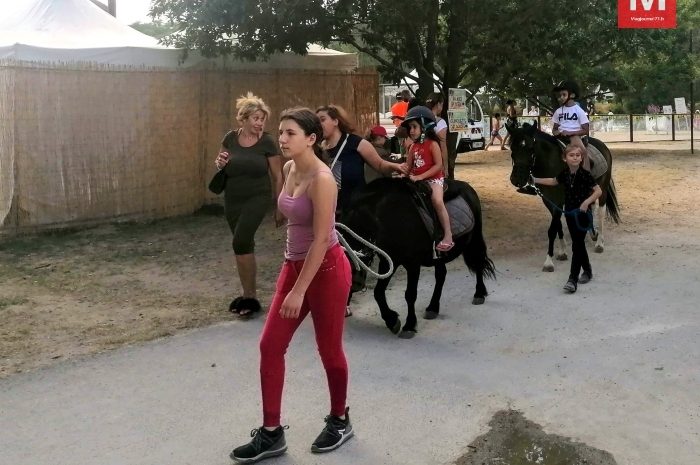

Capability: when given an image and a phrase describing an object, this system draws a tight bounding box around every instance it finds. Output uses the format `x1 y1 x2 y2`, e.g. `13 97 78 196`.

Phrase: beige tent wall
9 65 203 231
0 63 379 234
0 66 16 229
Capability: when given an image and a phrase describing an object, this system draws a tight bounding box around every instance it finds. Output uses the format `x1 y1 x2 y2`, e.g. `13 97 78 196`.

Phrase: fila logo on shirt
557 113 579 122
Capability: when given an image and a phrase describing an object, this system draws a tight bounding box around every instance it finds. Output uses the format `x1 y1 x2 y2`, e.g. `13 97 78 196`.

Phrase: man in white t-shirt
551 81 590 170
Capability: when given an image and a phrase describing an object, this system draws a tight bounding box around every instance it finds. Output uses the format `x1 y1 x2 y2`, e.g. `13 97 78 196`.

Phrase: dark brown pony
507 123 620 271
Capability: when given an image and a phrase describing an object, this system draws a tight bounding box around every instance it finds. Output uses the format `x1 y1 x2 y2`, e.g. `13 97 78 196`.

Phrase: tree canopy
151 0 697 109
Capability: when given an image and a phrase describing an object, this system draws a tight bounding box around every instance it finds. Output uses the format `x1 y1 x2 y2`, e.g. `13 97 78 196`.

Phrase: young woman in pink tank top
230 108 353 463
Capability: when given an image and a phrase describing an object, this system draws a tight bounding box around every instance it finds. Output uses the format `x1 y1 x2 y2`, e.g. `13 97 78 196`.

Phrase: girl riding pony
402 106 454 252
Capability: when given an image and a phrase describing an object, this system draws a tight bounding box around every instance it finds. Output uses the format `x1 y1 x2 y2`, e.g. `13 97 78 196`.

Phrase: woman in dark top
215 92 283 318
315 105 407 317
315 105 407 213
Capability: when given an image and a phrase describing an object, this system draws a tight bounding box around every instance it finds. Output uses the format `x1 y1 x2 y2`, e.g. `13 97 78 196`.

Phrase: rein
519 142 594 233
335 222 395 279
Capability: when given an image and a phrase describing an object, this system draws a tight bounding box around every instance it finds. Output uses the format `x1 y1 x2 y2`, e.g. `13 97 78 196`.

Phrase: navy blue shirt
327 133 365 210
556 168 596 210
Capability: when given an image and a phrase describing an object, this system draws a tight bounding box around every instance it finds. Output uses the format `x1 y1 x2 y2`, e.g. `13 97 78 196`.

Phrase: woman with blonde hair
215 92 284 318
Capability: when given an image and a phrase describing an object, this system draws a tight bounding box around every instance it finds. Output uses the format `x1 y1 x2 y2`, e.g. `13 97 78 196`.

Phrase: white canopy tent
0 0 196 67
0 0 357 70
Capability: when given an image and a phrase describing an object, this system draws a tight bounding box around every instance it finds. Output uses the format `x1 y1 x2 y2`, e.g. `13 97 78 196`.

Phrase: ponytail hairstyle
279 107 324 159
425 92 444 112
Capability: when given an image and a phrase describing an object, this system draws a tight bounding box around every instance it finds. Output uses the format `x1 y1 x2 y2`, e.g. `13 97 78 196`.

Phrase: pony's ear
522 123 536 136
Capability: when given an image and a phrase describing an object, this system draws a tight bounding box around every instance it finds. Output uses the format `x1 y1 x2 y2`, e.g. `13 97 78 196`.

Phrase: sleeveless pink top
277 185 338 261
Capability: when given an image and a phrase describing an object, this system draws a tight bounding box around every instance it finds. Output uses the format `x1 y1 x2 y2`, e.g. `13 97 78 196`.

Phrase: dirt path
1 144 698 377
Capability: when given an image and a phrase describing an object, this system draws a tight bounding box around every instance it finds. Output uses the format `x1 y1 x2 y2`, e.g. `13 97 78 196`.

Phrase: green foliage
148 0 699 113
130 21 179 39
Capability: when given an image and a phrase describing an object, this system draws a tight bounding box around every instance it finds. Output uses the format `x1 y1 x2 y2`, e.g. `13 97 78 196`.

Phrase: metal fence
522 113 700 143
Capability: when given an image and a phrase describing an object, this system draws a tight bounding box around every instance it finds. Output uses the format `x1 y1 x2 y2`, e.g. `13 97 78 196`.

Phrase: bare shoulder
283 160 294 177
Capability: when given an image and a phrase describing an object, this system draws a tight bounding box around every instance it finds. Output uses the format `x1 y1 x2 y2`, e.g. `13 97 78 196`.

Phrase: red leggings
260 244 352 426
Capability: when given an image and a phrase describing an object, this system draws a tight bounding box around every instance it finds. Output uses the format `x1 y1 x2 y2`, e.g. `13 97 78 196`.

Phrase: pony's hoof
594 245 604 253
555 253 568 261
423 310 439 320
472 296 485 305
542 265 555 272
398 330 416 339
389 319 401 335
590 232 599 242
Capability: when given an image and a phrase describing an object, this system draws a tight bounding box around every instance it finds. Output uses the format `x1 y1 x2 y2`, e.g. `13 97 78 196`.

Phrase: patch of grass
0 296 29 310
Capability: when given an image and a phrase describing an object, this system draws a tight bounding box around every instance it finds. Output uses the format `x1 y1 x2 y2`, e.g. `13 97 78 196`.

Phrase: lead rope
524 174 594 233
335 222 394 279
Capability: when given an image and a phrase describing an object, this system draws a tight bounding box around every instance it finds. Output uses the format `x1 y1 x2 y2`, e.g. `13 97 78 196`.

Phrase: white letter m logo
630 0 666 10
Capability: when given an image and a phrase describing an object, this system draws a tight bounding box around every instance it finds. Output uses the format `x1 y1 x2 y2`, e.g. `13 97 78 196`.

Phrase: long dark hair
316 104 357 135
279 107 324 159
425 92 444 111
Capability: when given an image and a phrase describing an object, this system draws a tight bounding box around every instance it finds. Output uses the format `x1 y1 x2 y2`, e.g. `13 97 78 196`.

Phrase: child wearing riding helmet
402 106 454 252
551 81 591 171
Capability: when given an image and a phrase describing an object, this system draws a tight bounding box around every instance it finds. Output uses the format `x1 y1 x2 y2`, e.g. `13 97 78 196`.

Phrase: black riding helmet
401 105 437 142
401 105 436 129
553 80 580 100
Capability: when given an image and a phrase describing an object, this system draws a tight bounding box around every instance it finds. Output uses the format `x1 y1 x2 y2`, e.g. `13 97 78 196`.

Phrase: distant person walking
230 108 354 463
486 113 506 150
214 92 283 319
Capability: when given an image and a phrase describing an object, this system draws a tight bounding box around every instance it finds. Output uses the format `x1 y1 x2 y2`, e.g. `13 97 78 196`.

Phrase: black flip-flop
237 298 262 319
228 296 244 314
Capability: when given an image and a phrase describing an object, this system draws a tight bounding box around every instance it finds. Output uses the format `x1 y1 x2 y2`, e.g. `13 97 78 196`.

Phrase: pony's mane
533 128 559 146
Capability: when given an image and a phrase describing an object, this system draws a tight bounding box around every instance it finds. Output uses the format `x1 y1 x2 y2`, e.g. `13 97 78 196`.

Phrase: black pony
342 178 495 339
507 123 620 271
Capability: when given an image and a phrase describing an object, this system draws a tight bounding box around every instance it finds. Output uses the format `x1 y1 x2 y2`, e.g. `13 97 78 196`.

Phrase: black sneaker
579 270 593 284
230 426 288 463
563 279 577 293
311 407 354 453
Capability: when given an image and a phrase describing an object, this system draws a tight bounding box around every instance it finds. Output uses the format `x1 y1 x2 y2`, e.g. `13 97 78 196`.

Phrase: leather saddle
406 180 474 242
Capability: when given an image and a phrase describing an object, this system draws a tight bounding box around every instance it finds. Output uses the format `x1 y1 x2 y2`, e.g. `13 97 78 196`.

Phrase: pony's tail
605 177 621 224
464 191 496 281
